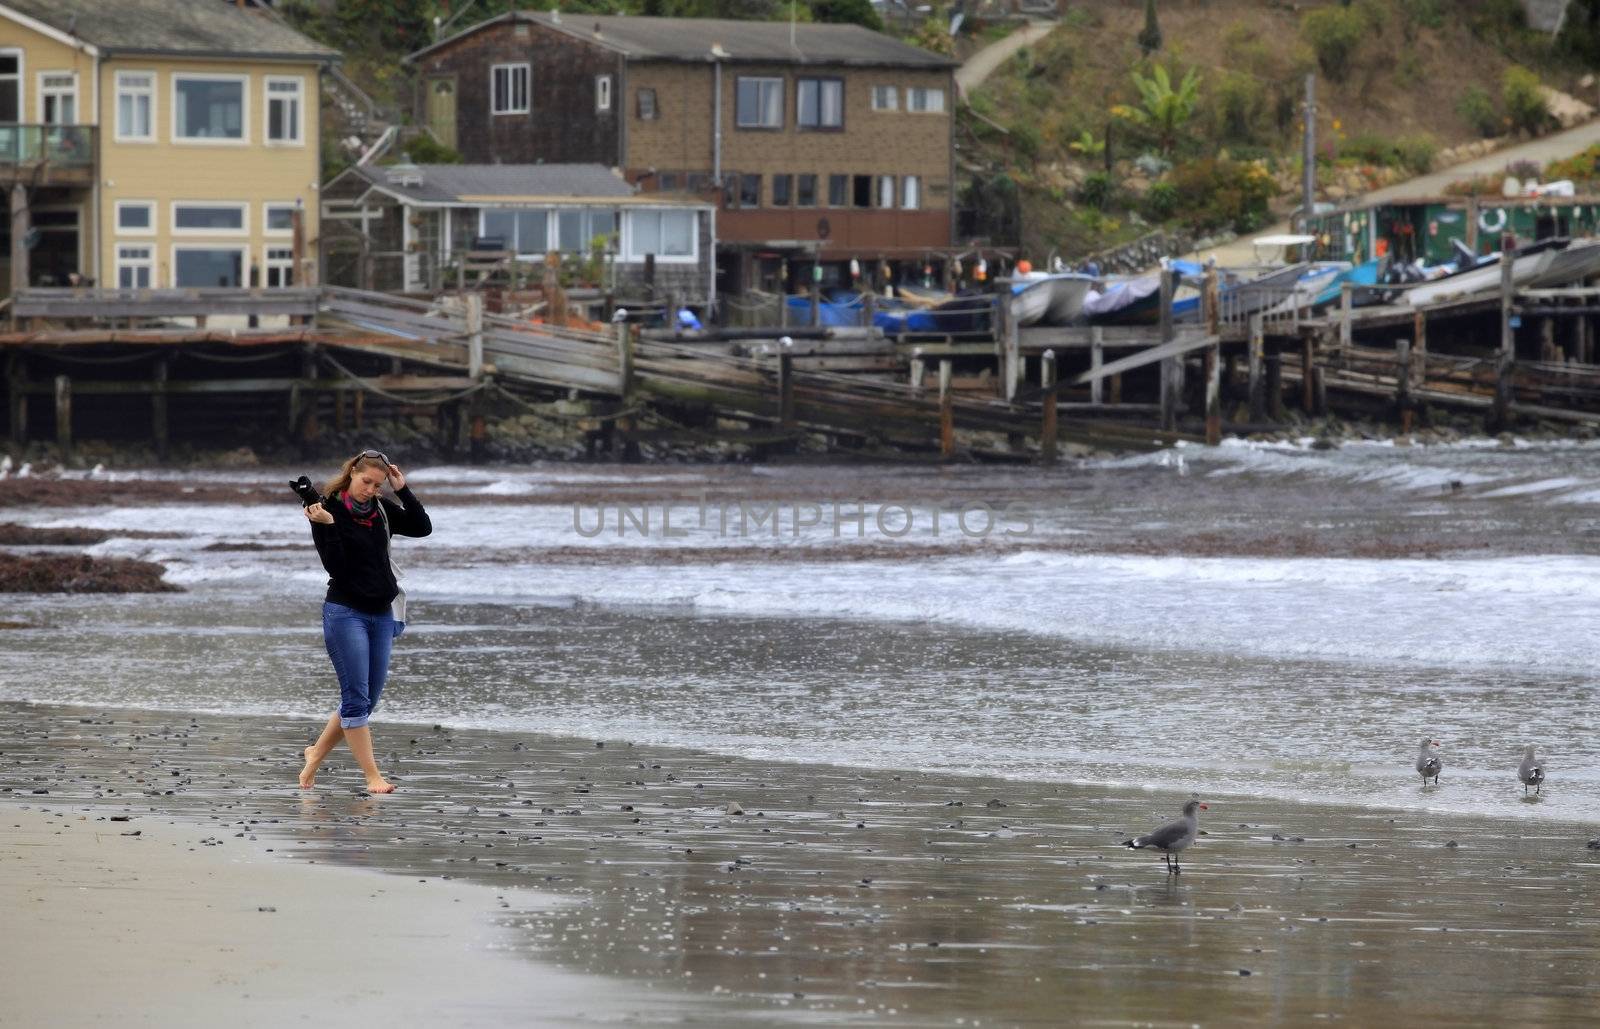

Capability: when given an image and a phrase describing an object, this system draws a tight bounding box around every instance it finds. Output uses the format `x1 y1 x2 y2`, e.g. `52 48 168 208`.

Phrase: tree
1137 0 1162 55
809 0 883 31
1113 64 1201 157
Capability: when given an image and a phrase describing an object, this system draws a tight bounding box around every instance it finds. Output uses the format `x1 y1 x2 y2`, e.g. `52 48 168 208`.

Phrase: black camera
290 475 324 507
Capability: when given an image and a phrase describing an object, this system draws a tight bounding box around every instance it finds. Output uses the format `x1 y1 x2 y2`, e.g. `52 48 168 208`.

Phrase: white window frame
901 175 921 211
490 63 530 115
623 208 698 265
0 49 23 124
115 244 156 289
596 74 612 113
171 201 249 236
114 70 156 142
907 87 946 114
263 202 298 236
171 244 250 288
172 73 249 145
37 70 77 124
871 85 898 112
735 76 783 129
114 200 157 236
477 208 552 259
263 245 295 288
264 75 305 146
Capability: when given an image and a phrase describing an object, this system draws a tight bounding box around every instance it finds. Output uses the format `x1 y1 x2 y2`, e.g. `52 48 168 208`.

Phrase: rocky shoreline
0 553 179 594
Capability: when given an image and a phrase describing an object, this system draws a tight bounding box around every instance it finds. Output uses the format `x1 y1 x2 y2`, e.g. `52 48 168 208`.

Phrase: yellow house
0 0 337 295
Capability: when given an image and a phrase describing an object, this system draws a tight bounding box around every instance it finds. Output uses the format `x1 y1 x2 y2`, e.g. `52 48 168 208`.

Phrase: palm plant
1113 64 1201 157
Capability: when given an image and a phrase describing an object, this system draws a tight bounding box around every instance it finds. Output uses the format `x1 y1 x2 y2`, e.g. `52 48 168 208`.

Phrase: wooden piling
1396 338 1412 433
465 292 484 378
1040 349 1057 465
938 358 954 460
1540 316 1556 363
1301 334 1315 414
616 316 634 398
1339 282 1353 350
1204 343 1221 445
10 184 29 305
1265 353 1284 421
152 358 169 458
1089 327 1104 406
1159 268 1178 431
54 374 71 460
6 353 25 443
1495 232 1516 429
1001 298 1020 401
1247 313 1265 422
778 350 795 429
909 347 925 393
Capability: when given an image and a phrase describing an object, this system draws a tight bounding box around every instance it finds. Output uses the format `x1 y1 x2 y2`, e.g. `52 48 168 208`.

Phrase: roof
0 0 339 61
409 12 956 69
338 163 709 207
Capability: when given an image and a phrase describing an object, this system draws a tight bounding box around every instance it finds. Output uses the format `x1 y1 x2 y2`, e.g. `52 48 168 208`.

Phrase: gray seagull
1416 738 1442 785
1124 798 1207 873
1518 745 1545 795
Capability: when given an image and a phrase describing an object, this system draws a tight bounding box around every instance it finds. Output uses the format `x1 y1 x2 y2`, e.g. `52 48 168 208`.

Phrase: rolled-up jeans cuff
340 713 371 730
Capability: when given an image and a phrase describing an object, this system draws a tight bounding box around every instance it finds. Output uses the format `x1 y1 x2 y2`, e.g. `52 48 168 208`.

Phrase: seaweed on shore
0 553 180 594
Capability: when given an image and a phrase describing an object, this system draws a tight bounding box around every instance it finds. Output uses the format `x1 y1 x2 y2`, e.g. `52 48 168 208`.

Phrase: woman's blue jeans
322 602 396 729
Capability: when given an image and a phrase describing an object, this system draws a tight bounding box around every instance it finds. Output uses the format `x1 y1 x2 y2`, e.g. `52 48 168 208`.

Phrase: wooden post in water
1247 313 1265 422
1396 338 1413 434
778 349 795 430
616 313 634 398
1413 309 1428 387
1265 353 1284 421
909 347 925 394
465 292 484 379
1001 297 1020 401
1494 232 1516 430
1159 268 1178 431
6 353 26 444
1089 327 1103 405
1540 316 1556 363
1340 282 1353 350
938 358 954 460
53 374 71 461
10 183 29 305
1204 343 1221 445
1040 349 1058 465
152 358 169 459
1301 333 1315 414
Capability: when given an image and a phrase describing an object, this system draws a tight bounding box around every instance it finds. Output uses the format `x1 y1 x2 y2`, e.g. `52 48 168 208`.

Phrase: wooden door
426 77 457 150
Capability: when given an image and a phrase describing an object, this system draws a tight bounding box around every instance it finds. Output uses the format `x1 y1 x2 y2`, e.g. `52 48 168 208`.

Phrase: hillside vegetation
963 0 1599 261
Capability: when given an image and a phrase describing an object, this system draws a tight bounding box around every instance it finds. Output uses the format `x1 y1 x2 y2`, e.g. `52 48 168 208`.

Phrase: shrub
1301 7 1367 82
1169 158 1278 234
1544 144 1600 185
1143 180 1179 222
1395 135 1437 176
403 133 462 164
1010 122 1042 164
1456 86 1499 138
1503 66 1551 135
1212 70 1269 146
1078 172 1117 210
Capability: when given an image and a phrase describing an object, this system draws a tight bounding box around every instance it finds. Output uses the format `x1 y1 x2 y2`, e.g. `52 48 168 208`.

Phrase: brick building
405 13 956 297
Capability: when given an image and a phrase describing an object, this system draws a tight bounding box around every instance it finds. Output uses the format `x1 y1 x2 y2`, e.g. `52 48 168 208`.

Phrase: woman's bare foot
365 777 396 794
299 746 321 789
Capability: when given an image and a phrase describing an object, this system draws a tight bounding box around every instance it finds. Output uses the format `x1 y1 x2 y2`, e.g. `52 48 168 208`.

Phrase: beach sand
0 803 700 1028
3 700 1599 1026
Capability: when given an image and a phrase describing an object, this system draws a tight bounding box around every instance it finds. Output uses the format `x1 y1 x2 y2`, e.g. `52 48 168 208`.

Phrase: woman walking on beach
298 450 431 793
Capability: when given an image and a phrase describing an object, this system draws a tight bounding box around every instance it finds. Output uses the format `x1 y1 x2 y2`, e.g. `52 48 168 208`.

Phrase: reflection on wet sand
5 703 1598 1025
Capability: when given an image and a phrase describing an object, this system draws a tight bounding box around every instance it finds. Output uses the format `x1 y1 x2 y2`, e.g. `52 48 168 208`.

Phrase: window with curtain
480 209 550 255
267 78 303 143
174 77 244 139
797 78 843 130
797 175 817 207
902 175 920 211
735 77 783 128
116 72 154 140
628 210 695 260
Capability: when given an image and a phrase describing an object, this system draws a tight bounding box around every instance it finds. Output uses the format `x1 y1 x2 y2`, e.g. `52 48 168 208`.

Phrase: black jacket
311 486 432 614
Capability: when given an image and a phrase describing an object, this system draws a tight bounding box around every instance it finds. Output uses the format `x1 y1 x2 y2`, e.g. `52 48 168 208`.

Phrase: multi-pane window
116 72 155 141
264 246 295 287
596 75 612 112
491 64 529 114
627 209 696 260
637 88 657 120
173 202 246 232
116 201 155 234
266 78 303 144
40 72 76 123
265 203 297 234
827 174 848 207
902 176 921 210
0 54 19 122
797 174 817 207
174 76 245 140
871 86 898 111
557 209 616 253
116 245 154 289
771 174 792 207
735 77 783 128
796 78 843 130
480 209 549 255
907 87 945 113
739 174 761 208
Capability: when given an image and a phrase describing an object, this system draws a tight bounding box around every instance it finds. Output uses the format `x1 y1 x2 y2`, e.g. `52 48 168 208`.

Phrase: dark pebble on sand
1239 969 1253 977
1446 840 1459 848
258 906 276 912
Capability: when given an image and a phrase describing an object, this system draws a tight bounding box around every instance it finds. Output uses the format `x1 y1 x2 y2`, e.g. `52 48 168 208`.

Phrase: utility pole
1301 74 1316 233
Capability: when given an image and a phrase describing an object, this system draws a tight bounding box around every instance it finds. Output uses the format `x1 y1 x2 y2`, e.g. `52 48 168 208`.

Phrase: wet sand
3 701 1598 1026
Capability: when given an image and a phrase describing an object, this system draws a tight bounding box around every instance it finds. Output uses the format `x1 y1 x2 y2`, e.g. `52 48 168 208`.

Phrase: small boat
1529 238 1600 288
1405 240 1564 306
1084 275 1163 324
1010 271 1098 326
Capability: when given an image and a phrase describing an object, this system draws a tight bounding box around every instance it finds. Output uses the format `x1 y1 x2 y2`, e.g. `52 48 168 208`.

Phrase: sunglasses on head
358 449 390 466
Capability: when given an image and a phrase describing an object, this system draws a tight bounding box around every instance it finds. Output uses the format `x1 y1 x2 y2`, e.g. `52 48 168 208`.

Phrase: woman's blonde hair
324 454 389 498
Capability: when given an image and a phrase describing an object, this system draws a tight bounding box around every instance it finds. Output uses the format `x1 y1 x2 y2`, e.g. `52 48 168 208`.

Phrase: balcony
0 125 96 187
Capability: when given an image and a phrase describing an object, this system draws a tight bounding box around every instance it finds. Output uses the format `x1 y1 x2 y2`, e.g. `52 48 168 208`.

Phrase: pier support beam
1266 353 1284 421
1247 314 1265 423
152 358 169 459
778 349 795 431
1396 338 1413 433
938 358 954 461
1494 232 1516 431
1204 343 1221 446
6 353 26 444
1089 327 1104 406
1040 349 1057 466
53 374 71 461
1159 269 1179 432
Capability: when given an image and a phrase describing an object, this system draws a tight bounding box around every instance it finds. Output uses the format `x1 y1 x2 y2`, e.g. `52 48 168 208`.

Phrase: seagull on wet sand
1518 745 1545 795
1416 738 1442 785
1124 798 1207 873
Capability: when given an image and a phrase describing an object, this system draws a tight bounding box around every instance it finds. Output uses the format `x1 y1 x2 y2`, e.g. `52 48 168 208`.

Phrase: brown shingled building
405 12 956 298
